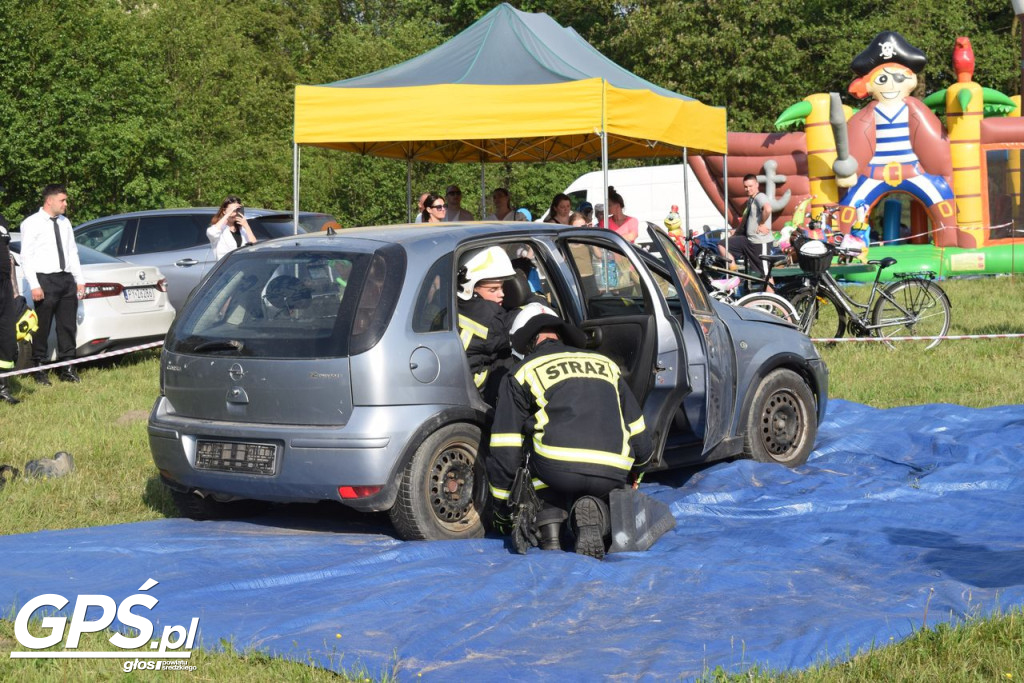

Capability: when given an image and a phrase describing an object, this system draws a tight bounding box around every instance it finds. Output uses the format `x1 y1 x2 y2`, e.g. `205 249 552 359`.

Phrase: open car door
646 227 735 456
559 231 689 462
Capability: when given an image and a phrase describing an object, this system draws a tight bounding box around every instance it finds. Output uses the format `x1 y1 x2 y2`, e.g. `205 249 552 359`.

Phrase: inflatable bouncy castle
690 31 1024 280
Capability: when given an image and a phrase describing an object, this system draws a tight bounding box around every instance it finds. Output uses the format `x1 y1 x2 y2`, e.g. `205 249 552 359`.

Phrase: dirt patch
115 410 150 426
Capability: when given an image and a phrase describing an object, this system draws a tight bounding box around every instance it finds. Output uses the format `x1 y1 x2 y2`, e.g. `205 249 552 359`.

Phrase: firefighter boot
0 377 19 405
570 495 610 559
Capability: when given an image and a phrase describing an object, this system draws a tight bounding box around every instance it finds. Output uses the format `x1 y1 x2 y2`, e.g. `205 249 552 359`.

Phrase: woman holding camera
207 195 257 259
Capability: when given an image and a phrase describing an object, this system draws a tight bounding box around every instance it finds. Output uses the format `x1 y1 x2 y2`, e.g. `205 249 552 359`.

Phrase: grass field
0 275 1022 681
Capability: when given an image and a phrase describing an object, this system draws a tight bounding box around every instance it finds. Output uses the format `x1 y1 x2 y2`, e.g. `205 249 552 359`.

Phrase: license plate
195 441 278 475
124 287 156 303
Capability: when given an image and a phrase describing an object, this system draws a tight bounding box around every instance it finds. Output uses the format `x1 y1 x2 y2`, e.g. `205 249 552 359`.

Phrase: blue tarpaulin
2 400 1023 679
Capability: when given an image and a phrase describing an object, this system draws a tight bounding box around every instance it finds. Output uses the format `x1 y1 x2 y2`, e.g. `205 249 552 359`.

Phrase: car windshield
168 248 382 359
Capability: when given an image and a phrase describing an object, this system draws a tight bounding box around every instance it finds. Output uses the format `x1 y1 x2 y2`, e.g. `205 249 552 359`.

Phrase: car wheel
169 488 269 520
743 368 817 468
389 423 487 541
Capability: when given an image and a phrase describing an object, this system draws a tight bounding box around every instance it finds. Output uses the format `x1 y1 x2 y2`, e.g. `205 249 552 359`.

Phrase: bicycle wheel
735 292 800 324
789 288 846 341
871 279 951 350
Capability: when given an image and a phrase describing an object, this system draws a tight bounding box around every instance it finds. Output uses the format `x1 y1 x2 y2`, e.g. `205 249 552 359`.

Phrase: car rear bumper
148 398 449 510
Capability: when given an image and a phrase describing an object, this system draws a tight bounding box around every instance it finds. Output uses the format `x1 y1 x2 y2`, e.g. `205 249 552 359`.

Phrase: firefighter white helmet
508 302 557 358
457 246 516 300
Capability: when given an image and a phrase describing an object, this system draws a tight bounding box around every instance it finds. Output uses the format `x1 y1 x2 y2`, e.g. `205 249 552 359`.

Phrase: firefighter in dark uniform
0 215 20 404
456 245 517 404
488 308 654 559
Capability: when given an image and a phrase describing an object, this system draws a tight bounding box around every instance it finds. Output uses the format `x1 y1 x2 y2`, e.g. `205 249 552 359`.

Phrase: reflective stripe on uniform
490 432 524 449
533 438 634 470
458 314 488 349
489 477 546 501
628 416 646 436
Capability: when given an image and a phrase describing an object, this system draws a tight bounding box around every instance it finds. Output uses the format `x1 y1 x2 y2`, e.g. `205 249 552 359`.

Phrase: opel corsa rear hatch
160 243 404 426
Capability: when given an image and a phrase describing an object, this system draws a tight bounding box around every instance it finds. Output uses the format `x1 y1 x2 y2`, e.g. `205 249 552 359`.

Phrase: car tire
743 368 817 468
169 488 269 520
389 423 487 541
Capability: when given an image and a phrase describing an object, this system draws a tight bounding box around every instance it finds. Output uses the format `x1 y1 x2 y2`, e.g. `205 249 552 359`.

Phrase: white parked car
11 239 175 360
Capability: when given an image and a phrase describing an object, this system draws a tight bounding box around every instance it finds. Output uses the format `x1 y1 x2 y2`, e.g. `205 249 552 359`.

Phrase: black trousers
0 277 16 369
31 272 78 364
726 235 772 278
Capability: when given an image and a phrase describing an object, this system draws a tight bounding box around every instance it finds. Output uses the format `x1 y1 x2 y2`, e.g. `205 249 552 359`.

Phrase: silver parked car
74 208 339 311
149 223 828 541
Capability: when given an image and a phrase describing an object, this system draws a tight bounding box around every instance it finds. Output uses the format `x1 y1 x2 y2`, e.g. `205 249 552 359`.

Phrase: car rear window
248 214 334 240
166 245 405 359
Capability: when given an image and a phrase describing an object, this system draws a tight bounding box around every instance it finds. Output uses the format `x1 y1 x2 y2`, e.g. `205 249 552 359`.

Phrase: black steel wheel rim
761 391 801 456
429 444 476 524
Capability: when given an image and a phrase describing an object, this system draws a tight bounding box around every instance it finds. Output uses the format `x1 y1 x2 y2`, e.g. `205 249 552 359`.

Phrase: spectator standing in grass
544 193 573 225
421 192 447 223
207 196 257 260
442 185 475 222
485 188 528 221
20 184 84 385
606 186 639 243
413 191 430 223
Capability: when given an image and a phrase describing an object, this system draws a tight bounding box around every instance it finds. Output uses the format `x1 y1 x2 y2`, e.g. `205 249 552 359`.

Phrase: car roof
253 221 567 251
74 208 333 226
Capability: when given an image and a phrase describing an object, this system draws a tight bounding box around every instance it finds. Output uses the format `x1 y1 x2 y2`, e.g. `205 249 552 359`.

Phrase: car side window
413 254 452 333
76 220 128 256
565 239 650 319
132 215 206 254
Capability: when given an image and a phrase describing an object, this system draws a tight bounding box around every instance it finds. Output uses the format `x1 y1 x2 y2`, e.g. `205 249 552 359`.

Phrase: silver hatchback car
149 223 828 541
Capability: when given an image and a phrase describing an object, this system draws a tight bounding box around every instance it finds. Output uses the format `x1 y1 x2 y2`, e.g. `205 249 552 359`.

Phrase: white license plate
195 441 278 475
123 287 156 303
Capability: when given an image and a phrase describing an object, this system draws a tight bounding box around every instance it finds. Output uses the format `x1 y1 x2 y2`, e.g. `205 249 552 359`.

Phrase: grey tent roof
330 3 690 103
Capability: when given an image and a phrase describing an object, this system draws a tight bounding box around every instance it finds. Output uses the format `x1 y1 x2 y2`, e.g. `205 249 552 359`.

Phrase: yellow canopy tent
293 3 727 221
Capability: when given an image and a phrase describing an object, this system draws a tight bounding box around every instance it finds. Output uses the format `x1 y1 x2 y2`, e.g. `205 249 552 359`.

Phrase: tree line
0 0 1018 227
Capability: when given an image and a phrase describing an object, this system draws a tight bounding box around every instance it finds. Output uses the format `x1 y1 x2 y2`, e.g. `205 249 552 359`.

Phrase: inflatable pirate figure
834 31 956 234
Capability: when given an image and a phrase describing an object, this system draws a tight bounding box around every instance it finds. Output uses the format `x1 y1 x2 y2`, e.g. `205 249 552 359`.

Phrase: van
557 164 726 243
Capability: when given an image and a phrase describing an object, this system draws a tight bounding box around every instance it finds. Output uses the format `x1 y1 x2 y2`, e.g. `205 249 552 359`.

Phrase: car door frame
548 228 692 468
644 225 737 459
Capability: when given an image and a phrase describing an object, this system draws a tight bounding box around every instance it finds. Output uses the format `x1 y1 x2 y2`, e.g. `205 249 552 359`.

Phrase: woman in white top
484 187 527 221
207 196 257 259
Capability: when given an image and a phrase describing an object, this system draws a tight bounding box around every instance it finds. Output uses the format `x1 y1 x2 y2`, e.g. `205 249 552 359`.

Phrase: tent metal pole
403 158 411 223
683 148 690 232
293 142 300 235
723 153 729 254
601 79 609 229
480 162 486 218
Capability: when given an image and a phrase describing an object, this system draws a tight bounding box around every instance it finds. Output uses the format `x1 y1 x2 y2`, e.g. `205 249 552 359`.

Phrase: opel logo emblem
228 363 245 381
137 270 147 281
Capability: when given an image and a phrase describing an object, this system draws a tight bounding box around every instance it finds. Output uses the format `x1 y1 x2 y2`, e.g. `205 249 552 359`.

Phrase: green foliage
1 0 1022 223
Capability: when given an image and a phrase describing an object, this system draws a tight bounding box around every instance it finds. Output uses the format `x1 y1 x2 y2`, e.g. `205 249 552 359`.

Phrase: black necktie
52 216 66 271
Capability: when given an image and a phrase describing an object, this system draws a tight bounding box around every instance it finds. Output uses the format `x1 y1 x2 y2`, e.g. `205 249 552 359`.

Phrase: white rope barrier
0 341 163 379
811 332 1024 343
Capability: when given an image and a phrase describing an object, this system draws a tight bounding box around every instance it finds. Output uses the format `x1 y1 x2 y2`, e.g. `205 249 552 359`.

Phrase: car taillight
83 283 124 299
156 278 168 292
338 485 382 499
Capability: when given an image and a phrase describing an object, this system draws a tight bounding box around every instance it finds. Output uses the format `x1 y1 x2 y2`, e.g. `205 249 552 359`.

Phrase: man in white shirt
20 184 84 385
441 185 475 222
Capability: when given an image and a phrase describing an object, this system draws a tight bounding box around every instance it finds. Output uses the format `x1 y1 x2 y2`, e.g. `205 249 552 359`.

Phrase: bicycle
777 234 952 349
682 227 799 323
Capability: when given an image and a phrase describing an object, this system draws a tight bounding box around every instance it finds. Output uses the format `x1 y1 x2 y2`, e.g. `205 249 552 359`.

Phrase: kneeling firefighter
487 306 671 559
456 245 517 404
